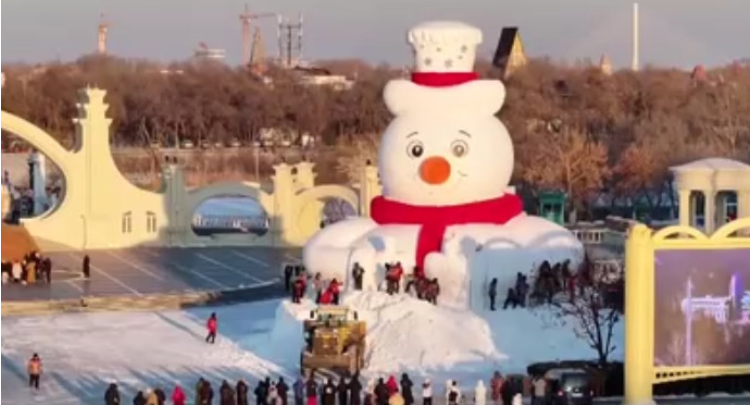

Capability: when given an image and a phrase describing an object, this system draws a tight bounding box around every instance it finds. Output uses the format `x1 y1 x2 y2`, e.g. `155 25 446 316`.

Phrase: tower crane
97 13 111 55
239 4 279 66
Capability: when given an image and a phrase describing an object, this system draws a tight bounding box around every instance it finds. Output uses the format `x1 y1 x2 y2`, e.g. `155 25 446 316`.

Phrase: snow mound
270 291 506 376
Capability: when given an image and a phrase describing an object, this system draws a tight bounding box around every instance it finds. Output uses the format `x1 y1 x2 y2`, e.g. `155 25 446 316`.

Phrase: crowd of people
283 263 441 306
1 250 53 285
1 252 92 286
97 370 541 405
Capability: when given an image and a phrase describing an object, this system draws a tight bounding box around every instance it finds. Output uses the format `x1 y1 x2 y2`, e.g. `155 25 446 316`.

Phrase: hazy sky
2 0 748 69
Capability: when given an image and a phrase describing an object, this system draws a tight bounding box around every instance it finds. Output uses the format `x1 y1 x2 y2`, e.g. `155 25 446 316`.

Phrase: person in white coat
474 381 486 405
422 379 433 405
511 393 522 405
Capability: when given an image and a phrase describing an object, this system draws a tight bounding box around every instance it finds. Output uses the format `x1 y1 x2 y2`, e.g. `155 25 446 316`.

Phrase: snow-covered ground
1 292 623 405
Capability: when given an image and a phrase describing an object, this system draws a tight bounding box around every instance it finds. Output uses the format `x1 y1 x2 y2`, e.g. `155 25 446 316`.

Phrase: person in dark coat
277 377 290 405
293 376 305 405
105 383 121 405
374 379 389 405
488 278 498 311
196 378 206 405
82 254 91 279
321 379 336 405
337 378 349 405
348 373 363 405
133 391 146 405
154 387 166 405
351 263 364 291
255 380 269 405
237 379 250 405
220 380 235 405
284 265 294 292
399 374 414 405
201 381 215 405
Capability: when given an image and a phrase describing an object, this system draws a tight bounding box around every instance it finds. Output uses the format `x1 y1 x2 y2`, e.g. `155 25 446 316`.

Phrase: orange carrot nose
419 156 451 185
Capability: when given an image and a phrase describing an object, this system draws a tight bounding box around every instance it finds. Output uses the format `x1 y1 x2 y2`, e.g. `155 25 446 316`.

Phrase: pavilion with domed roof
671 158 750 233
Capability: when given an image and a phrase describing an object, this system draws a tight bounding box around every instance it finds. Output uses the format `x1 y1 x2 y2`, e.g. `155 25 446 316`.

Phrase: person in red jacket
292 276 306 304
386 375 399 396
319 288 334 305
329 279 341 305
172 384 186 405
206 312 218 344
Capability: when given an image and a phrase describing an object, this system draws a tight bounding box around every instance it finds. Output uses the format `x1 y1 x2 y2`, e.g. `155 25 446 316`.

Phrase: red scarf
370 195 524 269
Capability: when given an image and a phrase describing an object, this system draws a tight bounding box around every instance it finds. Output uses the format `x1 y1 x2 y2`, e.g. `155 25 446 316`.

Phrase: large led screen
654 249 750 367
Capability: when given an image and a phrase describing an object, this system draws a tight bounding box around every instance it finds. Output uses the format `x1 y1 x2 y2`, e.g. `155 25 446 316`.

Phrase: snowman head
378 21 514 207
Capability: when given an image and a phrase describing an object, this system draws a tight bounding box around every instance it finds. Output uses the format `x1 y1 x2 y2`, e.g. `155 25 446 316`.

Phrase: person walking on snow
27 353 42 390
421 380 432 405
328 279 341 305
488 279 498 311
172 385 186 405
105 382 121 405
399 374 414 405
474 381 487 405
205 313 218 344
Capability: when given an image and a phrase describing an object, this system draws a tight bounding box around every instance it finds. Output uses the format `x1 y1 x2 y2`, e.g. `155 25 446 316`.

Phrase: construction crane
239 4 278 66
278 13 303 68
97 13 110 55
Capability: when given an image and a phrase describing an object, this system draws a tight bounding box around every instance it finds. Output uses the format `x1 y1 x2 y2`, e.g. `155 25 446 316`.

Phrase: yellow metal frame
624 218 750 404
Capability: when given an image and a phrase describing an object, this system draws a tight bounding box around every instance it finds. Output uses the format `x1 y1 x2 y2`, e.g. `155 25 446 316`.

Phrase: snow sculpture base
303 214 585 311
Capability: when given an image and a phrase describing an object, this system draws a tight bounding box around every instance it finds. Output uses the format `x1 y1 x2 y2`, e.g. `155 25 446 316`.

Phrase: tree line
2 55 749 218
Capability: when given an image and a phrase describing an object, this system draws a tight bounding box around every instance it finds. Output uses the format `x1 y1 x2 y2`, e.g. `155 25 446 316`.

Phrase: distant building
293 66 354 91
492 27 528 78
193 44 226 62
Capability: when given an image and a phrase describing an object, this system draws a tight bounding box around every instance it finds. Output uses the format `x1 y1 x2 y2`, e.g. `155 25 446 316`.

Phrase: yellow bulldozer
301 305 367 376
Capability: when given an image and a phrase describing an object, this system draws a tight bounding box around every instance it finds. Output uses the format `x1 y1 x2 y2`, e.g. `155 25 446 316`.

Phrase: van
544 368 593 405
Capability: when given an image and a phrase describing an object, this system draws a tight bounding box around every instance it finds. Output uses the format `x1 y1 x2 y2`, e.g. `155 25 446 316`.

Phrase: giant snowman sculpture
304 21 584 310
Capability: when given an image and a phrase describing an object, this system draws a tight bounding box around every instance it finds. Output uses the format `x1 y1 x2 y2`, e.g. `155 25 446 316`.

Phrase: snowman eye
406 141 424 158
451 140 469 158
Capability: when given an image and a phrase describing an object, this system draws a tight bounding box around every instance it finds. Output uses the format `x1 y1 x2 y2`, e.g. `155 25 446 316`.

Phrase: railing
192 214 269 231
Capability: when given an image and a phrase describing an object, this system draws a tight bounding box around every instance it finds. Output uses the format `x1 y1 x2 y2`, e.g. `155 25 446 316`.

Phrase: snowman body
303 21 583 308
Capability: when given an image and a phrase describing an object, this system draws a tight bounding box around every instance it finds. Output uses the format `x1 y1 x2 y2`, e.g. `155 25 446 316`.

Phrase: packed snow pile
271 291 506 375
270 290 623 378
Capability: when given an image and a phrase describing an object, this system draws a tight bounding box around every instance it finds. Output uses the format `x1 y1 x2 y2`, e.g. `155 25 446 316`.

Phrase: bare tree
551 265 621 366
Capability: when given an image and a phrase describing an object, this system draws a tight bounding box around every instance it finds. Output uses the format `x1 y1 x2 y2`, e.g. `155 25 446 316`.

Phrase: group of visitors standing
1 251 52 285
284 261 442 306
